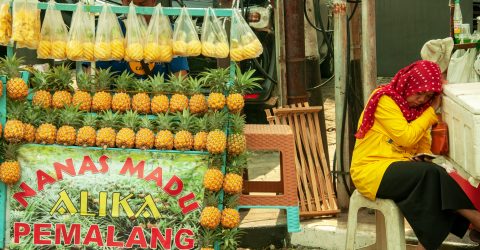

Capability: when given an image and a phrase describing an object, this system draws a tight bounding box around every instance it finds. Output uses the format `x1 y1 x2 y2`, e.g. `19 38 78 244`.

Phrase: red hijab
355 60 443 139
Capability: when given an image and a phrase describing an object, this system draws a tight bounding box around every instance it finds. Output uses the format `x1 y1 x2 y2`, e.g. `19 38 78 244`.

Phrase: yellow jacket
350 95 438 200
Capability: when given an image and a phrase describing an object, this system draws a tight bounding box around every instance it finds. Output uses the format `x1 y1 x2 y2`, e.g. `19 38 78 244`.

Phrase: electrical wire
304 0 334 33
347 1 359 22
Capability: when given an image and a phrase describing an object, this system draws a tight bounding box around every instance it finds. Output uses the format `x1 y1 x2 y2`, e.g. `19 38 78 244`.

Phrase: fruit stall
0 0 264 249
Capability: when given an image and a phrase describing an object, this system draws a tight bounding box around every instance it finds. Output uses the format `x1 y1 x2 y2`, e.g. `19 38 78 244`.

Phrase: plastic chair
345 190 406 250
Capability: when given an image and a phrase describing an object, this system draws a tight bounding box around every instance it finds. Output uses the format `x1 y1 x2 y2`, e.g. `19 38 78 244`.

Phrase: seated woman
350 60 480 250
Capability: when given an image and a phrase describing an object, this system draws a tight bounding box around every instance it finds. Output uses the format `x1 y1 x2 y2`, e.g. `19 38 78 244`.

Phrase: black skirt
376 161 475 250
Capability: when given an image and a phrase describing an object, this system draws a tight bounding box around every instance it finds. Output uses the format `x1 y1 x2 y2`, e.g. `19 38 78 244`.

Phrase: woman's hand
431 94 442 111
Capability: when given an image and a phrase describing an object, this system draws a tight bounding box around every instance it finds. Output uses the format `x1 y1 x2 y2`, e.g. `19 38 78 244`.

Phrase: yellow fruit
7 77 28 100
215 42 229 58
194 131 208 151
172 40 187 55
144 42 162 62
200 207 221 229
32 90 52 109
67 40 83 60
76 126 96 147
189 94 208 114
83 42 94 61
94 42 111 60
207 92 226 111
92 92 112 112
111 39 125 60
151 95 169 114
226 93 244 113
221 208 240 229
12 9 40 46
112 92 131 112
170 94 188 113
0 3 12 45
155 130 174 150
4 120 24 143
132 93 151 114
135 128 155 150
158 45 173 62
227 133 246 156
37 40 52 58
52 90 73 109
23 123 35 143
96 127 116 148
206 129 226 154
201 42 216 57
116 128 135 149
223 173 243 194
203 168 223 192
0 161 21 185
230 47 244 61
186 40 201 56
126 43 143 61
56 125 76 146
72 90 92 112
51 40 67 59
174 130 193 151
35 123 56 144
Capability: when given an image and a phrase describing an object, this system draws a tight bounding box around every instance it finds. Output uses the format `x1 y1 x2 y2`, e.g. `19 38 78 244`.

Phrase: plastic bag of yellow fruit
124 2 145 62
201 8 229 59
144 3 173 63
12 0 40 49
110 9 125 60
173 7 201 57
0 0 12 46
67 2 95 61
229 9 263 62
38 0 68 60
94 4 115 61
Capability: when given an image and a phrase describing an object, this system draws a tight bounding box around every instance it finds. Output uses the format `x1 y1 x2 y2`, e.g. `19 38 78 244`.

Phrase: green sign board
6 144 208 249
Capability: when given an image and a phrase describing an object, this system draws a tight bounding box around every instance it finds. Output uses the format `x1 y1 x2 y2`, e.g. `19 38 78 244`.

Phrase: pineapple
72 72 93 112
1 54 28 100
221 195 240 229
22 105 41 143
227 66 262 113
223 155 246 194
174 110 195 151
76 114 97 147
169 74 189 113
206 111 227 154
96 110 119 149
56 105 83 146
202 68 228 111
194 116 209 151
149 74 170 114
51 64 74 109
92 68 114 112
135 116 155 150
35 109 58 144
203 156 224 192
199 228 219 250
112 71 133 113
0 142 22 185
131 79 151 114
4 101 25 143
154 113 175 150
116 111 138 149
227 113 246 156
188 76 208 114
200 192 221 230
31 70 52 109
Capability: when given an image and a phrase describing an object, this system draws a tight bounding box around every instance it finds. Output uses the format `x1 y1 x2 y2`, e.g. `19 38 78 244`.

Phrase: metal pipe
284 0 308 104
361 0 377 104
274 0 287 106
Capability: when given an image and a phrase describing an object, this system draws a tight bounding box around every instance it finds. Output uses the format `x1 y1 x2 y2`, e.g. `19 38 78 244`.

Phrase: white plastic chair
345 190 406 250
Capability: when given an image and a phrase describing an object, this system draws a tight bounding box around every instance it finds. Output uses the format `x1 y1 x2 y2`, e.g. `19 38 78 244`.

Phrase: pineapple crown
221 228 244 250
168 73 188 94
99 110 120 130
23 105 42 127
186 76 205 95
226 153 248 175
30 70 51 91
41 109 59 125
58 105 84 128
207 110 228 131
201 67 229 93
76 72 94 92
120 111 140 131
149 73 169 94
138 115 153 130
51 64 74 92
114 71 135 92
6 101 26 121
209 154 224 168
93 68 115 91
223 194 239 209
199 228 219 248
194 116 209 133
136 79 152 93
204 191 219 207
228 113 245 134
176 109 196 132
2 142 22 162
0 54 25 78
155 113 175 131
230 66 262 94
82 114 98 128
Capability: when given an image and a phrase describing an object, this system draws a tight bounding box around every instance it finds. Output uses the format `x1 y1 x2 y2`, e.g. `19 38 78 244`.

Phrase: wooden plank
299 209 341 217
273 106 323 114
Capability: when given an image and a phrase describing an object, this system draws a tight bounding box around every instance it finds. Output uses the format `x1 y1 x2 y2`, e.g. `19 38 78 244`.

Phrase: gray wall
376 0 472 76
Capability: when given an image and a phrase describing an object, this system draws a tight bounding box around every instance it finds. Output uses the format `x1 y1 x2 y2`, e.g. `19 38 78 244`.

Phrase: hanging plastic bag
173 7 201 57
38 0 68 60
229 9 263 61
447 48 477 83
110 9 125 60
0 0 12 46
201 8 229 58
12 0 41 49
67 2 95 61
125 2 144 61
144 3 173 62
94 4 114 61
